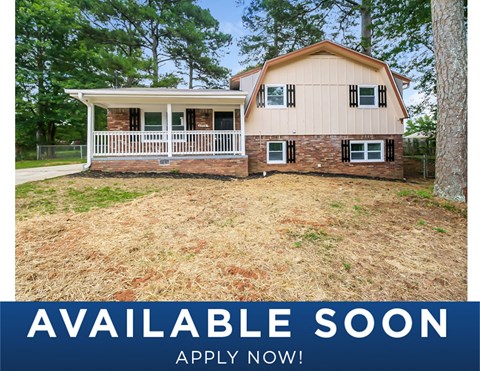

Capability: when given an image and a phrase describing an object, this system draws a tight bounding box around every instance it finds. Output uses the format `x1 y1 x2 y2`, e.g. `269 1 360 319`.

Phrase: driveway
16 164 84 185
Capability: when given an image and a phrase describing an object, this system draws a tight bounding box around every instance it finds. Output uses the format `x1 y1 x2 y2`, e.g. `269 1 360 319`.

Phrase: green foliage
342 261 351 272
66 187 144 212
16 0 232 154
330 202 343 209
15 0 112 154
15 159 86 169
373 0 436 116
353 205 366 214
397 188 433 199
239 0 325 65
288 228 340 250
433 227 446 234
417 219 426 226
405 115 436 139
167 2 232 88
15 183 40 198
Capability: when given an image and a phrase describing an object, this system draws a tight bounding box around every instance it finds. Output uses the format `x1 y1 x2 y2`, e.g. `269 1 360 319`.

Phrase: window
172 112 185 131
358 85 378 108
267 141 286 164
350 140 384 162
171 112 186 141
143 111 187 141
144 112 163 131
144 112 163 141
266 85 286 108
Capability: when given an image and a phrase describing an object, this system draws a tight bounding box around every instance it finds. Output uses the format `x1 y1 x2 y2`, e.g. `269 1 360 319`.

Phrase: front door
214 112 234 152
214 111 234 130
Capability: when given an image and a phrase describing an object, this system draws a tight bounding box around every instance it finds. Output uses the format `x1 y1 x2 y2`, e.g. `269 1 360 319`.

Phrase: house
66 40 410 179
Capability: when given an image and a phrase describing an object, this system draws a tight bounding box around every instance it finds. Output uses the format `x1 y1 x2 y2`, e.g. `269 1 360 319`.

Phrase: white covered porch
65 88 248 166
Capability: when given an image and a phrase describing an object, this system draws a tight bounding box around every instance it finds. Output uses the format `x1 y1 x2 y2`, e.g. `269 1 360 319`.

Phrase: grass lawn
15 173 467 301
15 158 87 169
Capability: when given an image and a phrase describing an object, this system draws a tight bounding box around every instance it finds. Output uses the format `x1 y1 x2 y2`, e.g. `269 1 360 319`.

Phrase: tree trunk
360 0 372 56
431 0 467 202
152 32 159 86
188 60 194 89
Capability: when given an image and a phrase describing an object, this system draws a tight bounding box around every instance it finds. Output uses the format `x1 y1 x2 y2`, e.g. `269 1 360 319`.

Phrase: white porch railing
93 130 243 156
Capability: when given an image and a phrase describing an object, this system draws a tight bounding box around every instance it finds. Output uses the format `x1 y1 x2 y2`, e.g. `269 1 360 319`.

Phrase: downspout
77 92 94 170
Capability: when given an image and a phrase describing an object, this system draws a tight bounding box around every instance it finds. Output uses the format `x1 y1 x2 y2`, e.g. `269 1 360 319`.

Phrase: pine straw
16 174 467 301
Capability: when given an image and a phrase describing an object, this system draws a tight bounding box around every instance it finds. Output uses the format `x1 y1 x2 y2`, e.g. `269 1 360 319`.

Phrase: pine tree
431 0 467 201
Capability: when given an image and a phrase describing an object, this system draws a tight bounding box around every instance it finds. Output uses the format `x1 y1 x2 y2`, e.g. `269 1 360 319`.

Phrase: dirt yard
15 173 467 301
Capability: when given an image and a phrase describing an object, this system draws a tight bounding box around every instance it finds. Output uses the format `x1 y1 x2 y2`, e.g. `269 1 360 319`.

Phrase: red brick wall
245 134 404 179
91 156 248 177
107 108 241 131
194 109 213 130
107 108 130 131
235 109 240 130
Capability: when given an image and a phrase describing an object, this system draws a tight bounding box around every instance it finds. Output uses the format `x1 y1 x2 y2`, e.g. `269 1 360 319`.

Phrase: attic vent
311 51 335 56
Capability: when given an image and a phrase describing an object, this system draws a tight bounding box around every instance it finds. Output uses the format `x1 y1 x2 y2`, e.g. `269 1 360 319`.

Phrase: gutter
76 92 94 170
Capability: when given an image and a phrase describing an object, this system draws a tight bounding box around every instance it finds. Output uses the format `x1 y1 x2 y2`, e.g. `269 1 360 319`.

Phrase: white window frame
142 110 165 143
350 140 384 163
358 85 378 108
141 109 186 142
265 84 287 109
267 141 287 164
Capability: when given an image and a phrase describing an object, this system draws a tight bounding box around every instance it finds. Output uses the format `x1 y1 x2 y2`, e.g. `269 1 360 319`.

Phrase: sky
197 0 246 76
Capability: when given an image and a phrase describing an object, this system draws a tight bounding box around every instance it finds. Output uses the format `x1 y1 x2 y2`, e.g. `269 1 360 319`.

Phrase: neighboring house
66 40 410 179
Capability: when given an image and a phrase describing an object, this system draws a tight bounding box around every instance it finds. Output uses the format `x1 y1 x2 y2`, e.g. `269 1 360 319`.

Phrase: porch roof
65 88 248 108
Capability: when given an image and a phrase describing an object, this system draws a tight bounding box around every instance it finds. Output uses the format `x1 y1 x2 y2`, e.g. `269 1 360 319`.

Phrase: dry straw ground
16 173 467 301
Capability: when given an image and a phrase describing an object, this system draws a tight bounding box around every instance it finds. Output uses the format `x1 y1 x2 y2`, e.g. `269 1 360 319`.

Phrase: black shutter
256 84 265 107
287 140 296 163
349 85 358 107
129 108 140 131
341 140 350 162
287 84 296 107
379 85 387 107
386 139 395 161
186 108 196 130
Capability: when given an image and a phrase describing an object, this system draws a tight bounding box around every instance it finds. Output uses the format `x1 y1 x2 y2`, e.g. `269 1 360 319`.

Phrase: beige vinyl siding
246 54 405 135
240 71 261 108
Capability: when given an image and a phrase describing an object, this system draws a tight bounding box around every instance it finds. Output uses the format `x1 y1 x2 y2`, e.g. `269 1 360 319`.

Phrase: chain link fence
36 145 87 160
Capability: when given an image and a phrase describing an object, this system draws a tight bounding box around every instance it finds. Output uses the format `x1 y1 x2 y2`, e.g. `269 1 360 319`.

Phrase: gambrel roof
238 40 409 119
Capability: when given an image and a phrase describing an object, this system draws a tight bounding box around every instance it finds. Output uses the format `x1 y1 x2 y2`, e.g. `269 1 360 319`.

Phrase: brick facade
107 108 240 131
245 134 403 179
107 108 130 131
104 109 403 179
91 156 249 177
194 109 213 130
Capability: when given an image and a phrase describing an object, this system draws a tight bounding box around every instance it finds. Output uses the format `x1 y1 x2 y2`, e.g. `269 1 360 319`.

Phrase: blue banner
1 302 479 370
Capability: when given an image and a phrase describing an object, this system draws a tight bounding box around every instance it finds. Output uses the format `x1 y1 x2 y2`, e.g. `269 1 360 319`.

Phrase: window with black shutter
349 85 358 107
287 84 296 107
378 85 387 107
129 108 140 131
342 140 351 162
287 140 296 163
186 108 196 130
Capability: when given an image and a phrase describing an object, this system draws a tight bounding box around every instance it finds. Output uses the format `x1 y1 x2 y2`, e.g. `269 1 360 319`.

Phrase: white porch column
167 103 172 157
86 103 94 168
240 103 246 155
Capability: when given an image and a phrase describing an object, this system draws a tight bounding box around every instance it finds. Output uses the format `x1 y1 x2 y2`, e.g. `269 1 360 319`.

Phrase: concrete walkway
16 164 84 185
